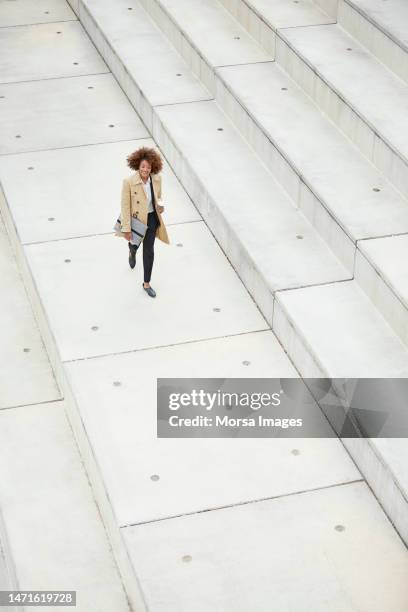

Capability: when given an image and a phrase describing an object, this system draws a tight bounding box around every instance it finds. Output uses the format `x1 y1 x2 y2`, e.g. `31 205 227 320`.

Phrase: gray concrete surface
64 337 360 526
0 401 131 612
123 481 408 612
139 0 408 342
1 0 408 610
277 24 408 199
339 0 408 85
0 212 60 409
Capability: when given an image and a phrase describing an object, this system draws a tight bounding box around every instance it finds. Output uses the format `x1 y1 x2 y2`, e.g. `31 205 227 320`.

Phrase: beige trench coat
120 170 170 244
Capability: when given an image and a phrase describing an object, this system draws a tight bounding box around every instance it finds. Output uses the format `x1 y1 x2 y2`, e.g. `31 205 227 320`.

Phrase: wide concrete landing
0 20 109 84
64 332 360 526
0 211 60 409
123 481 408 612
0 401 130 611
25 222 269 361
0 73 148 154
0 0 76 28
154 100 351 292
0 139 199 244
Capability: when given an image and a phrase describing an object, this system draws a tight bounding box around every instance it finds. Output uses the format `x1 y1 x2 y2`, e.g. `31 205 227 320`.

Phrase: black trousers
129 211 160 283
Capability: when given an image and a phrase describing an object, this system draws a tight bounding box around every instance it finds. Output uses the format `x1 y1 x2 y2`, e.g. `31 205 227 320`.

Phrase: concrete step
218 0 334 56
276 24 408 201
77 0 212 133
140 0 408 344
338 0 408 84
218 0 408 201
274 278 408 543
152 100 351 306
356 235 408 346
142 0 270 70
312 0 339 19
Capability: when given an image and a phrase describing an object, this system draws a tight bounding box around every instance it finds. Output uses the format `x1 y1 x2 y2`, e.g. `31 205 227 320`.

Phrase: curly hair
126 146 163 174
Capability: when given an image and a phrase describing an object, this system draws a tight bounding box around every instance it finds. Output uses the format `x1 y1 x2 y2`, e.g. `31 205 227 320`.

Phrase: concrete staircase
1 0 408 609
73 0 408 559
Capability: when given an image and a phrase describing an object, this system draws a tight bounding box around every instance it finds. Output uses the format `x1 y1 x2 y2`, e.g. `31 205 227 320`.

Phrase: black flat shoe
128 242 137 269
142 283 156 297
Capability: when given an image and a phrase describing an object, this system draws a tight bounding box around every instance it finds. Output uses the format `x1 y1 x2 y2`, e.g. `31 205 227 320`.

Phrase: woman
120 147 170 298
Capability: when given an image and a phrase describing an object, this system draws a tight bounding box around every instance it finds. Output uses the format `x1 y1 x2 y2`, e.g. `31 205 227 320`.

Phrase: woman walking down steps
120 147 170 297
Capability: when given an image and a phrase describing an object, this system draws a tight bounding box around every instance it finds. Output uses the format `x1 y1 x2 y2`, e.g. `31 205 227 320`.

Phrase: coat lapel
130 171 159 204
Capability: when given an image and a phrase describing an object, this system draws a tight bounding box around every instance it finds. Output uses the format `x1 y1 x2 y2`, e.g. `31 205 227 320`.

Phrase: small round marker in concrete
346 48 352 51
88 86 94 89
91 325 99 331
48 217 55 221
234 36 240 40
56 31 62 34
176 73 182 76
0 95 5 99
23 348 31 353
15 134 21 138
73 62 79 65
291 449 300 456
176 242 183 247
373 187 381 192
217 127 224 131
44 11 50 14
64 258 71 263
296 234 304 239
150 474 160 481
128 6 133 9
213 307 221 312
113 381 121 387
28 166 34 170
242 360 251 366
281 87 288 91
334 524 345 532
182 555 192 563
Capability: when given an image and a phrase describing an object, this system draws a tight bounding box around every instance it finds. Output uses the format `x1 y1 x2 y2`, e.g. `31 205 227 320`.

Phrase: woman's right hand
124 231 132 241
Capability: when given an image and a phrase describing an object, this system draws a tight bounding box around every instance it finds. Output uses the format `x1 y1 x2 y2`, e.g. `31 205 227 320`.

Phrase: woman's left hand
157 205 164 213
